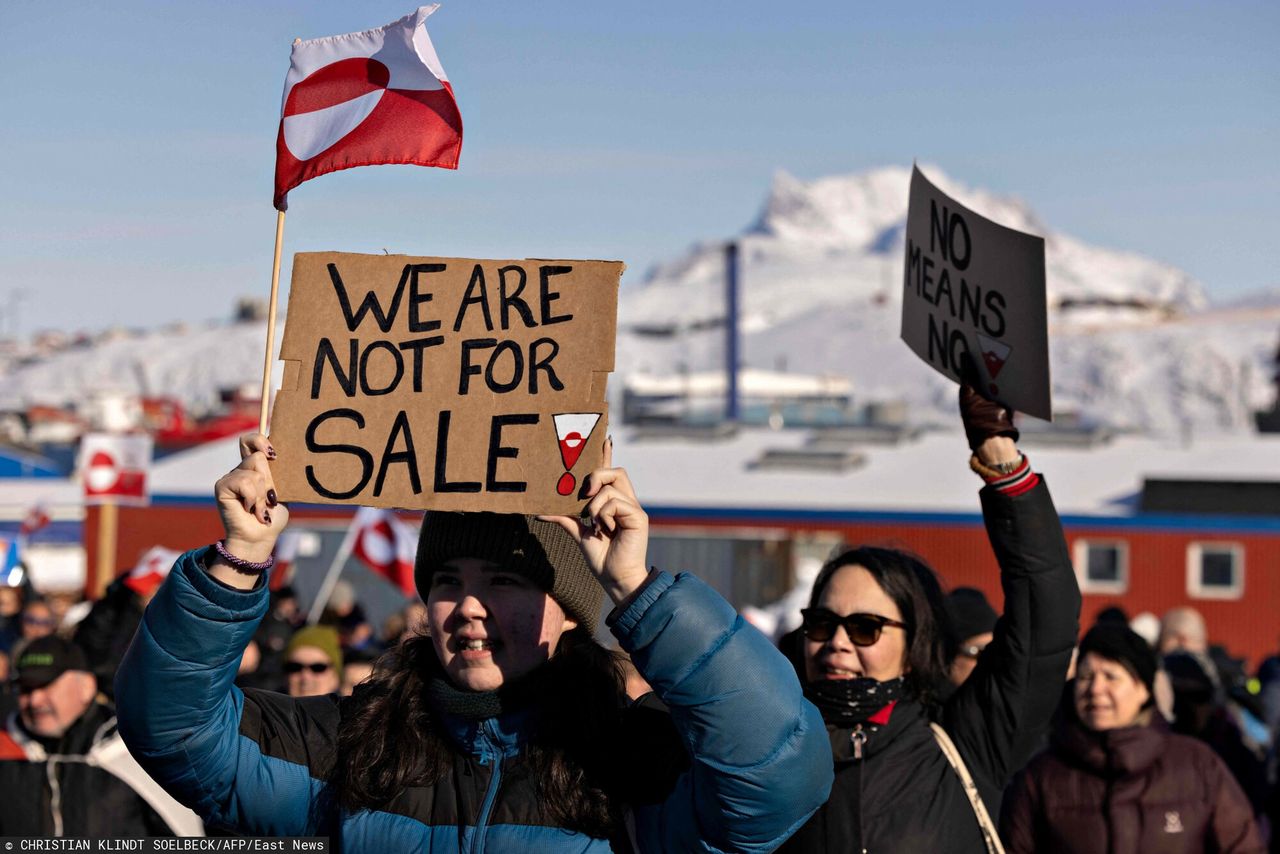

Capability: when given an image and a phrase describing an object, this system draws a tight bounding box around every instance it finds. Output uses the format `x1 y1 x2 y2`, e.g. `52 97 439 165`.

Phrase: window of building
1072 539 1129 594
1186 542 1244 599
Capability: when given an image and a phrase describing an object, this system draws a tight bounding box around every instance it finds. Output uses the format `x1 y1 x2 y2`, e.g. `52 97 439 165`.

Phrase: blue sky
1 1 1276 333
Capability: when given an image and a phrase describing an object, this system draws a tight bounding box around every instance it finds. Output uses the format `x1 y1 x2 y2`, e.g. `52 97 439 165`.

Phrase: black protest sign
270 252 620 513
900 166 1051 420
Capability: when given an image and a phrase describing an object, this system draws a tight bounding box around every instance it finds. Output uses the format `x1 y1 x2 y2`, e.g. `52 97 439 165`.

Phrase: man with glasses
282 625 342 697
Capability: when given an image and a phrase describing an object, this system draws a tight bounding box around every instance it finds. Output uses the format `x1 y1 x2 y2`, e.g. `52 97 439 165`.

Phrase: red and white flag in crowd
80 433 152 507
18 503 51 538
350 507 417 597
124 546 182 598
270 530 303 591
273 4 462 210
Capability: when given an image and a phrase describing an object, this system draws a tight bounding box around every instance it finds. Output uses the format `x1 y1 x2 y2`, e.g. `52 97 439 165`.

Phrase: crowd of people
0 381 1278 851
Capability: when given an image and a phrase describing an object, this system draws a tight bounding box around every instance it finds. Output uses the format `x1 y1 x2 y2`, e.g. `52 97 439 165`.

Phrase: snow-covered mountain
619 166 1278 436
1 166 1277 438
625 165 1205 331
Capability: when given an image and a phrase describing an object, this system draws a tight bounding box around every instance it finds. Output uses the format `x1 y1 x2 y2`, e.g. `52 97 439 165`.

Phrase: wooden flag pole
94 501 118 599
257 209 287 434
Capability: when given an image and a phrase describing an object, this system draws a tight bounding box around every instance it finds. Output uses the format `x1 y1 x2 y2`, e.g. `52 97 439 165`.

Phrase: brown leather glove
958 355 1019 452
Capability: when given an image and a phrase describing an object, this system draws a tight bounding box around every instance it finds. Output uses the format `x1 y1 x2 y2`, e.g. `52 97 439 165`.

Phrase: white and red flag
80 433 152 507
274 5 462 210
269 530 303 591
18 503 51 538
123 546 182 598
350 507 418 597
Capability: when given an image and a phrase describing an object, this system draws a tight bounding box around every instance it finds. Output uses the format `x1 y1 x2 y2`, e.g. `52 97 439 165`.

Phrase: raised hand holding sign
268 252 620 515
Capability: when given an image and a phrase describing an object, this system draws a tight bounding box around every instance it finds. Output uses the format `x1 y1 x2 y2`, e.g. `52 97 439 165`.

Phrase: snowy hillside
0 321 279 413
624 165 1206 332
619 166 1278 437
1 166 1276 438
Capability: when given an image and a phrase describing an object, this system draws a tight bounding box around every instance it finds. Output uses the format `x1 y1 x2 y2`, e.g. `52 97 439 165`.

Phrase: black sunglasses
800 608 908 646
284 661 332 675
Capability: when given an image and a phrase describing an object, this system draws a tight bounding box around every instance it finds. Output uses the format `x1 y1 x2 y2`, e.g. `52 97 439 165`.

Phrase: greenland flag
274 5 462 211
350 507 419 597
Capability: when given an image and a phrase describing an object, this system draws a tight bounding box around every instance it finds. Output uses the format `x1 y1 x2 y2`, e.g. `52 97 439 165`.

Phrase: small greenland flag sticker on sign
552 413 602 496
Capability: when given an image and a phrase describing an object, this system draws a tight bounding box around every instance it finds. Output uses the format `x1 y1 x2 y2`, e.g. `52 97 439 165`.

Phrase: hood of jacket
1050 694 1168 778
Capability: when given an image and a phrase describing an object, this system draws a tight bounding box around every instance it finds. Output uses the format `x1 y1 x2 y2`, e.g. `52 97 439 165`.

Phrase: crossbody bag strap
929 722 1006 854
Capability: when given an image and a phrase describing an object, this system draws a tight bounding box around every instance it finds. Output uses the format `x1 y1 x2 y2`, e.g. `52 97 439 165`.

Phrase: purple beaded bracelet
213 540 275 574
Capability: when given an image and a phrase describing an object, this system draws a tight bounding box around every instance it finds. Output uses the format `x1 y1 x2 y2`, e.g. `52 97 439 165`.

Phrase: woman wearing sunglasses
114 435 833 852
778 382 1082 854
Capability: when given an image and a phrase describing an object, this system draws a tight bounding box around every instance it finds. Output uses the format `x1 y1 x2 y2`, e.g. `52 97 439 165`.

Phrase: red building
80 428 1280 667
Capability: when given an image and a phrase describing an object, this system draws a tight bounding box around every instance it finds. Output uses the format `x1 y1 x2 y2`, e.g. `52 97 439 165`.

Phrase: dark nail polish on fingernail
267 449 277 460
267 489 278 506
263 511 272 524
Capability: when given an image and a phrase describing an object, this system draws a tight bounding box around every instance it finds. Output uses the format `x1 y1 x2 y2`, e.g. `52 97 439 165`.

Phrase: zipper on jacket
468 720 506 854
47 758 63 837
851 725 867 854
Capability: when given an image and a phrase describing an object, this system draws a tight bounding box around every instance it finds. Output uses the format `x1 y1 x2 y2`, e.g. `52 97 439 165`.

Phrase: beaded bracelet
213 540 275 574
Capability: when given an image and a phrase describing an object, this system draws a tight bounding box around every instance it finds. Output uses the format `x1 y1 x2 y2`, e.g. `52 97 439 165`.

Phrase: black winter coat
73 577 146 699
0 703 174 837
780 478 1081 853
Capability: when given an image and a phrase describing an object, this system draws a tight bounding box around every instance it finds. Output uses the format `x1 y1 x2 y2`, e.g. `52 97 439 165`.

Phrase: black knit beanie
1078 624 1157 699
944 587 998 646
415 512 602 634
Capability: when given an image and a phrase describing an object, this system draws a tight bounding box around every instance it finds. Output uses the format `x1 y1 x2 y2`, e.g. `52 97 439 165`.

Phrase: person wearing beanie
944 586 999 687
113 434 834 852
282 625 342 698
1002 623 1264 853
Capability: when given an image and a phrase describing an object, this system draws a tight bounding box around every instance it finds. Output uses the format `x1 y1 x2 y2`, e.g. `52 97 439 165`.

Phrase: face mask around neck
805 675 905 726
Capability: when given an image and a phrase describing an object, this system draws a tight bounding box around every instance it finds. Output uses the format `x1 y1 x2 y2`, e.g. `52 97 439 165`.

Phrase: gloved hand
958 355 1019 452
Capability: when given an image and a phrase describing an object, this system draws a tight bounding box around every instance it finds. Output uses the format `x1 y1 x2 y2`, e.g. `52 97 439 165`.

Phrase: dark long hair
332 627 628 838
807 546 951 709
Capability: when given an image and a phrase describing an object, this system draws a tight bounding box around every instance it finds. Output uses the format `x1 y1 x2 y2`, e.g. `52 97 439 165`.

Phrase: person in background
944 587 998 689
0 637 201 837
74 575 164 700
0 649 15 719
243 586 298 691
18 598 58 648
282 625 342 698
1001 624 1263 853
0 582 27 652
1165 651 1271 822
340 648 378 697
1093 604 1130 628
1160 607 1209 655
1129 611 1161 649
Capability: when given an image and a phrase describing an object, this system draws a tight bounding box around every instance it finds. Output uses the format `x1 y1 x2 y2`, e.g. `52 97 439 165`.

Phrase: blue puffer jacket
115 550 832 852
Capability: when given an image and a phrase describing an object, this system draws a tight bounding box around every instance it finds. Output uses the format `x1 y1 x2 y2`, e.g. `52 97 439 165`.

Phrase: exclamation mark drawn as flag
976 333 1013 397
552 413 602 496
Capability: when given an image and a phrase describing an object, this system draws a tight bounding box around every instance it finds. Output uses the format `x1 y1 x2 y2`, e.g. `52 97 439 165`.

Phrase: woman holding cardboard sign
777 381 1081 854
114 435 833 851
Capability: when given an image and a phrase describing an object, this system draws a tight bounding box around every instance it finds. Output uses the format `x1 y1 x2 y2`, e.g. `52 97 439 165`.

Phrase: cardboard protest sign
900 166 1052 420
270 252 621 514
